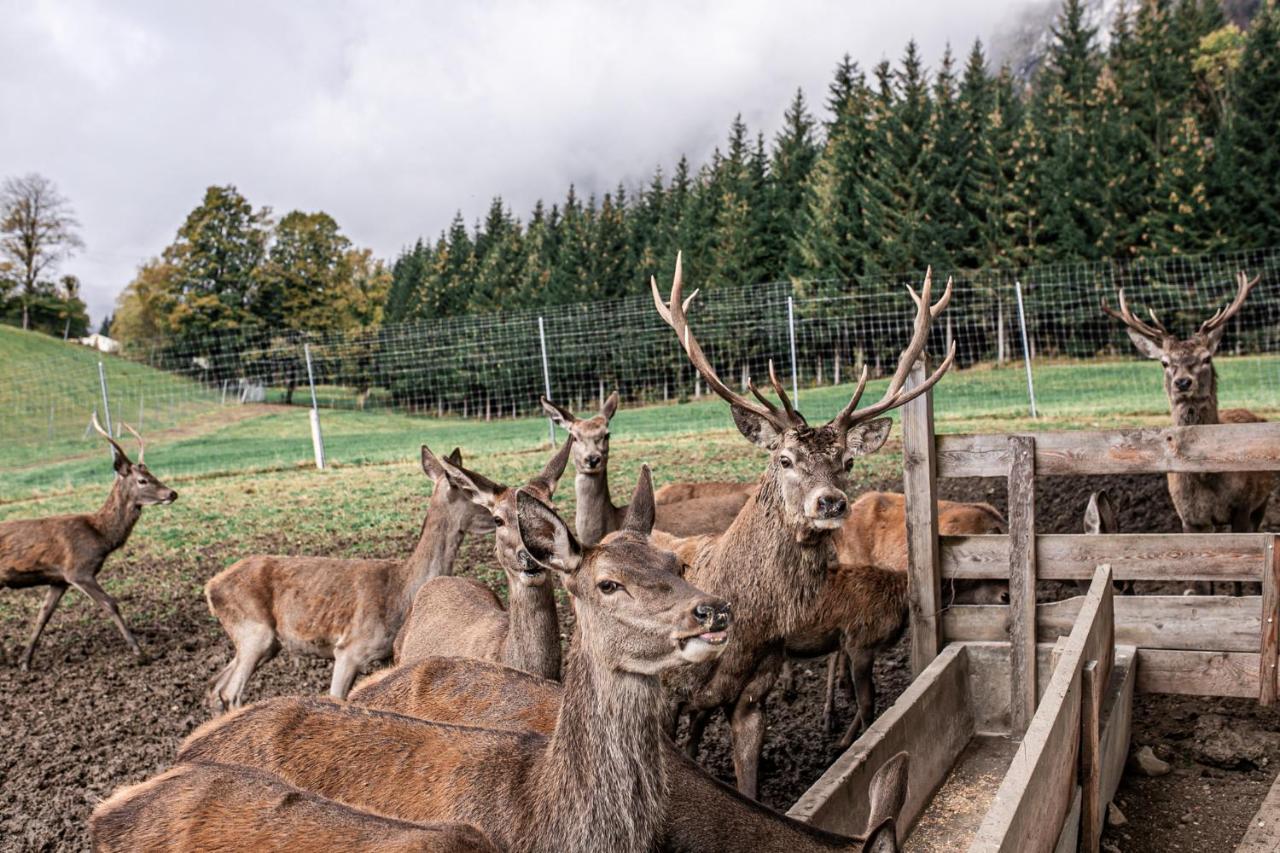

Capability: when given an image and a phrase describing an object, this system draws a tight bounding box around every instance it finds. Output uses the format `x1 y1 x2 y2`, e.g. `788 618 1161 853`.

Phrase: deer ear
446 447 463 467
731 405 783 450
1125 329 1166 360
621 465 655 534
1085 490 1118 535
845 418 893 457
109 442 132 476
437 453 504 511
1200 326 1227 354
516 489 582 575
530 435 573 499
600 391 620 421
541 396 576 430
863 820 898 853
865 751 909 833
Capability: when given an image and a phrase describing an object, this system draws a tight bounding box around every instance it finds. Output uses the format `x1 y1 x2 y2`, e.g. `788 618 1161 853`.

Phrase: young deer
540 393 751 544
179 469 743 853
651 254 955 797
204 446 493 708
394 439 573 680
654 480 757 504
91 762 499 852
2 414 177 670
350 655 909 853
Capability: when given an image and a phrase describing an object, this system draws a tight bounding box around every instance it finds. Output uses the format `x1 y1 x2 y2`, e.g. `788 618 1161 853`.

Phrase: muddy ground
3 472 1280 851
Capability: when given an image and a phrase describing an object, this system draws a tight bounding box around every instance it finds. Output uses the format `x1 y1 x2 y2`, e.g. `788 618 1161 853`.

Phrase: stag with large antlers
1103 273 1274 558
650 253 954 796
1 414 177 670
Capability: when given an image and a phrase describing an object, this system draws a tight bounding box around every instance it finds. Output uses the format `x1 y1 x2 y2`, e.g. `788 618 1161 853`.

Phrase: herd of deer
0 258 1270 852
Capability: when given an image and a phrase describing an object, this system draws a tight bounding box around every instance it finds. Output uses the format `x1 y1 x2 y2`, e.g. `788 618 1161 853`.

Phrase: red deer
651 254 954 796
1104 274 1274 594
204 446 492 708
394 439 572 680
350 655 908 853
540 393 751 544
655 480 757 504
178 469 750 853
90 762 499 852
1 414 176 670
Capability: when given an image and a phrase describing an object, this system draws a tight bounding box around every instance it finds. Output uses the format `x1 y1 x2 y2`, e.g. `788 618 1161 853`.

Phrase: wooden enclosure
793 364 1280 852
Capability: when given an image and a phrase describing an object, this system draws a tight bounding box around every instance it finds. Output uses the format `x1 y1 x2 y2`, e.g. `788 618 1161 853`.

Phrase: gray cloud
0 0 1037 323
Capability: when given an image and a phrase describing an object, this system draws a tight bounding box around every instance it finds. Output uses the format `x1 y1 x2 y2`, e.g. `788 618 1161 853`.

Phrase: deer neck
574 467 617 546
528 640 667 853
397 502 467 608
502 579 562 681
91 479 143 552
1169 371 1220 426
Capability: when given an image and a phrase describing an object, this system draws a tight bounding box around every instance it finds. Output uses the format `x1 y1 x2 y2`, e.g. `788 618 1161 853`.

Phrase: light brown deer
540 393 751 544
651 254 955 797
394 439 572 680
91 761 499 852
179 470 747 853
204 446 493 708
1 414 176 670
655 480 757 503
350 655 909 853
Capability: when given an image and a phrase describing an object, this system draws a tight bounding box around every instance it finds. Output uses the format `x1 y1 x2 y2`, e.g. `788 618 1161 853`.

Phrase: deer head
431 439 573 588
541 393 619 476
516 466 732 674
420 446 498 537
91 412 178 506
1103 272 1260 405
651 254 955 539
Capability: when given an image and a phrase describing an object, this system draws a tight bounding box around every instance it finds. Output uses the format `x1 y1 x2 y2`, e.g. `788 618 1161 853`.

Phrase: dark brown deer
1103 273 1274 535
394 439 572 680
651 254 955 797
204 446 492 708
350 655 908 853
1 414 177 670
91 762 499 852
179 470 745 853
540 394 751 544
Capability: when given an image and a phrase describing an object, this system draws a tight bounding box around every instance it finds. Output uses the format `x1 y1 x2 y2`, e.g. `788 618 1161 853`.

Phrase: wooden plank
903 359 943 677
942 595 1262 652
1136 649 1261 698
965 642 1064 734
1007 435 1037 734
1261 537 1279 706
970 567 1114 853
1099 647 1137 809
937 422 1280 478
1235 768 1280 852
789 644 974 837
1053 788 1082 853
1079 661 1102 853
942 532 1267 583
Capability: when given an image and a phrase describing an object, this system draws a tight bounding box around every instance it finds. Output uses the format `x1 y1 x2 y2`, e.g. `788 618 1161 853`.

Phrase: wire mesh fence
3 247 1279 485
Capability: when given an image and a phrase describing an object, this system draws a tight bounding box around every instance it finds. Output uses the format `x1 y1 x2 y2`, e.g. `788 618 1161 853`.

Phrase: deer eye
597 580 621 595
1160 359 1170 368
492 516 504 527
778 456 793 469
844 459 855 473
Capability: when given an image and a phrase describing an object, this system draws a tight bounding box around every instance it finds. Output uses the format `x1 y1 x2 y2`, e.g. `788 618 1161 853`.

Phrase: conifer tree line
384 0 1279 323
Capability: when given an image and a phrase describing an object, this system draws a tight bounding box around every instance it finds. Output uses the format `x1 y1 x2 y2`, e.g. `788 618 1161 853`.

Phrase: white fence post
787 294 799 404
1014 280 1038 419
538 316 555 445
97 361 113 436
304 343 326 470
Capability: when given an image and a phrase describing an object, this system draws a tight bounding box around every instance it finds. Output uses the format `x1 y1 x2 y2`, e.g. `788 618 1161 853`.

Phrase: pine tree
770 89 820 278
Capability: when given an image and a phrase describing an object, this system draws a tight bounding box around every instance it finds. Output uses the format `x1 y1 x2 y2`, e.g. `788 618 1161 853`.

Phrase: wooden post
1261 536 1279 706
903 358 943 676
1080 660 1103 853
1008 434 1037 732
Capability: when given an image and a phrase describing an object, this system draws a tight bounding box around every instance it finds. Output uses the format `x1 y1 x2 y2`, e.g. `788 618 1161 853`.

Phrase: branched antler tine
90 411 129 459
1102 288 1165 340
747 378 783 416
847 340 958 425
121 423 146 463
766 360 803 425
1199 270 1260 335
831 364 871 427
1146 307 1168 334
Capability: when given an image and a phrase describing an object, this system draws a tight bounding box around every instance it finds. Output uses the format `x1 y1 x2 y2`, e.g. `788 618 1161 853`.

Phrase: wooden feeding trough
789 364 1280 852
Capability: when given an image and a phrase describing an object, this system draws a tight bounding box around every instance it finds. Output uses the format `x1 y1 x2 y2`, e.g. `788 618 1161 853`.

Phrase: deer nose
585 454 603 468
1174 377 1193 392
817 495 848 519
694 599 731 631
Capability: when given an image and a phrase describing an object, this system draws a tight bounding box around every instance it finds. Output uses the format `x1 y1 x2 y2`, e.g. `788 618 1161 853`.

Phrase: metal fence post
304 343 326 470
1014 280 1038 418
538 317 555 445
786 295 799 404
97 361 113 436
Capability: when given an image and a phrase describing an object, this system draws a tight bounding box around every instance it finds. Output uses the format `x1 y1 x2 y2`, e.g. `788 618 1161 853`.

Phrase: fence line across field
3 248 1280 472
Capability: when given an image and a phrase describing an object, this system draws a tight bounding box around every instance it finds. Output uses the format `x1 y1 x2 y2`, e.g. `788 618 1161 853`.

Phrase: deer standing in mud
204 446 493 707
1 414 176 670
394 439 572 680
1104 273 1274 592
650 253 955 797
178 469 756 853
540 393 751 543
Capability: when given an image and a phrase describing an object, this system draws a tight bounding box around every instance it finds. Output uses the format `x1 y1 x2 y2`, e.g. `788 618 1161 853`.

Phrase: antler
1101 288 1168 341
121 423 146 463
829 268 958 431
1198 271 1260 337
651 252 806 432
90 411 129 461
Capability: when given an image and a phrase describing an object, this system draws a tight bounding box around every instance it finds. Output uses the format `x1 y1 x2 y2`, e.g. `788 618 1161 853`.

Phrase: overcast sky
0 0 1042 324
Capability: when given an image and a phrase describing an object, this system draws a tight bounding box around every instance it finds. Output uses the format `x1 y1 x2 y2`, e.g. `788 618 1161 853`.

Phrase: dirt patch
3 471 1280 851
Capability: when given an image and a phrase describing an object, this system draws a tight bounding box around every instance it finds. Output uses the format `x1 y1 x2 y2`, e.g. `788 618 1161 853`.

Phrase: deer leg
775 659 796 698
20 584 67 671
822 650 844 734
218 624 278 710
330 646 369 700
684 708 714 761
69 578 143 658
729 658 781 799
838 646 878 751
